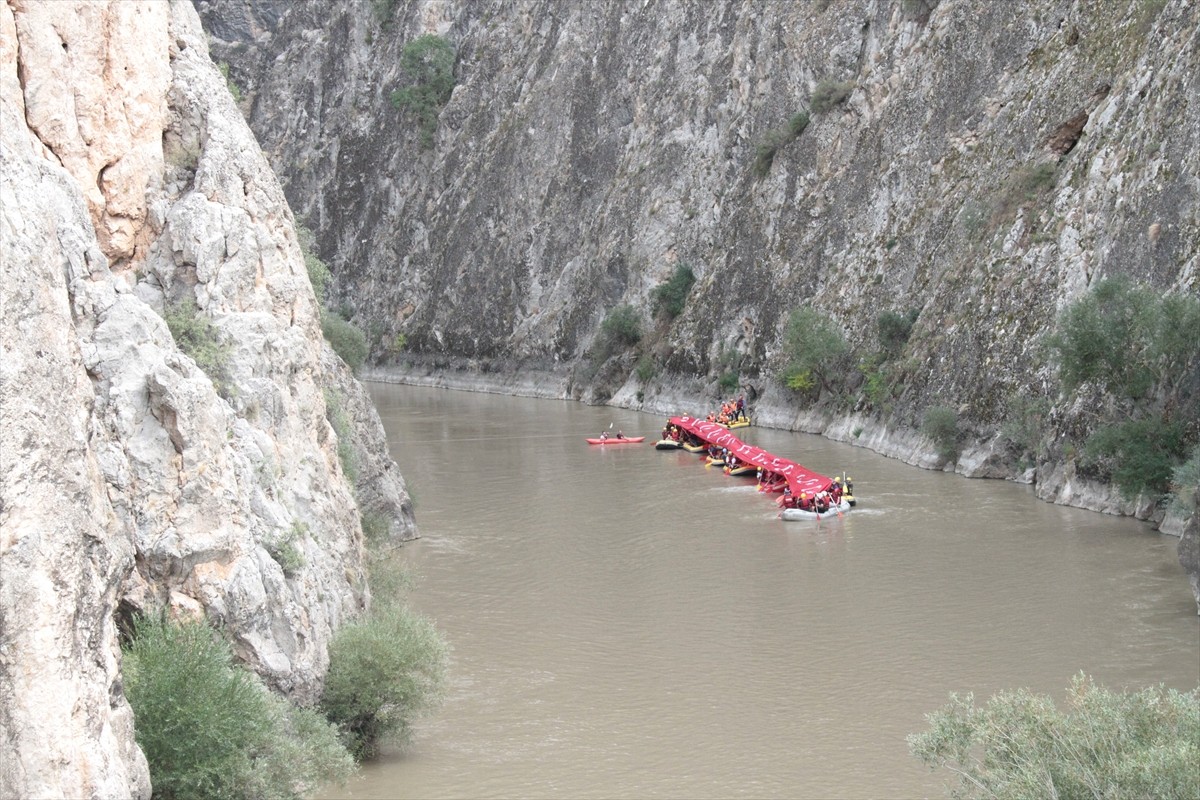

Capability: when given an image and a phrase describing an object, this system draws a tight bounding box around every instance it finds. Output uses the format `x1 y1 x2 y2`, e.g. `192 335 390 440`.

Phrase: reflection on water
318 384 1198 800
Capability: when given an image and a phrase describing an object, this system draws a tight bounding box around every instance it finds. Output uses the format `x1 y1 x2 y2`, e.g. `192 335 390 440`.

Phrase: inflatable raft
586 436 645 445
780 501 851 521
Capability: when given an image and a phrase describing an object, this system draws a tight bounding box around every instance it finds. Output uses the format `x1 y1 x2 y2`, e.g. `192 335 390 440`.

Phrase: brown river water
318 383 1199 800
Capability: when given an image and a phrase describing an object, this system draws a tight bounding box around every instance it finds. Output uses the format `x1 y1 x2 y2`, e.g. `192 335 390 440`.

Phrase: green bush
718 371 739 393
371 0 397 24
390 35 456 148
786 369 817 394
124 616 352 800
1050 277 1199 400
1000 393 1048 461
366 550 415 610
909 673 1200 800
650 264 697 319
360 509 390 546
324 388 357 483
1150 291 1200 393
321 605 448 760
922 406 960 462
300 224 370 375
594 305 642 361
753 112 809 177
164 299 234 398
1050 279 1199 499
810 79 854 113
1084 417 1185 499
217 61 242 103
267 522 307 577
322 310 369 374
635 354 656 384
779 307 849 396
860 360 892 408
877 308 919 358
297 225 331 307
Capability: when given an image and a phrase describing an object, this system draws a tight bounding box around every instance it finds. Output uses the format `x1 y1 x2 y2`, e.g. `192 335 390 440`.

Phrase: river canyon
1 0 1198 797
321 383 1198 799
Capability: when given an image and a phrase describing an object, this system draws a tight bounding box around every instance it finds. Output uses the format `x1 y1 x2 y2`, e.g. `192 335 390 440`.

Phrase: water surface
321 384 1198 799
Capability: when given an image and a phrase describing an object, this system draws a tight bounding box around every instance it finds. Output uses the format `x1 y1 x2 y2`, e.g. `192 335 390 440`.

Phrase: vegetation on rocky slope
124 617 352 800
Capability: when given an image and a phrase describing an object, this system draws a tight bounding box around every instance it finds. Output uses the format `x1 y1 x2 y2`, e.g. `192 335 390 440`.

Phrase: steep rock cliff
0 1 414 796
200 0 1197 597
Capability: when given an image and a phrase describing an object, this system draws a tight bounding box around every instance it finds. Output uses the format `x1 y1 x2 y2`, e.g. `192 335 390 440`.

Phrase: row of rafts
588 416 857 522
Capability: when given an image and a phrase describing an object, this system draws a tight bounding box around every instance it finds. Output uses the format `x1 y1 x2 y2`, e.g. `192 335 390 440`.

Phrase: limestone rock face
201 0 1197 586
1 1 413 796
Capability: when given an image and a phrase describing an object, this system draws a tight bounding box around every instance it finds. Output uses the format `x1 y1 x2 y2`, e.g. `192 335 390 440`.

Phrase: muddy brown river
318 383 1198 799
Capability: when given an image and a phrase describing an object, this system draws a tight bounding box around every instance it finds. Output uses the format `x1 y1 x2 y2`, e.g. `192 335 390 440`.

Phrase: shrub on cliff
809 79 854 113
298 225 331 307
650 264 696 319
390 35 456 148
780 307 849 396
753 112 809 177
324 388 358 482
1049 278 1200 499
320 605 448 760
322 310 369 375
593 304 643 361
1084 417 1185 500
922 406 960 462
124 616 352 800
163 299 234 398
296 224 370 374
877 308 919 359
909 673 1200 800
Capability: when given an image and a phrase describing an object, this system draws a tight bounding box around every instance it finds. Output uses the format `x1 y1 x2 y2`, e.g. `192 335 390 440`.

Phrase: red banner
669 416 833 495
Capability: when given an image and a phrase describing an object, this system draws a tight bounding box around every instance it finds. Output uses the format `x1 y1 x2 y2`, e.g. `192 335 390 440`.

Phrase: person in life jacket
797 492 811 511
814 491 829 513
736 394 746 421
600 430 609 440
616 430 625 439
830 479 843 503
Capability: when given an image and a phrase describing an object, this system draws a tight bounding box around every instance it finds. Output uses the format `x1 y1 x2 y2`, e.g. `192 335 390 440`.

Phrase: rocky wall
0 1 415 795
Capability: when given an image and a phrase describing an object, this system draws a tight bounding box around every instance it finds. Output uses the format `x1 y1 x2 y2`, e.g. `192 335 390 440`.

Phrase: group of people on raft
659 421 703 447
657 414 857 514
705 394 747 425
777 476 852 513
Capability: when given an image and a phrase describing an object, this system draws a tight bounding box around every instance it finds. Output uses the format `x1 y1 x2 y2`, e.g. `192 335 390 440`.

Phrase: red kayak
586 436 645 445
